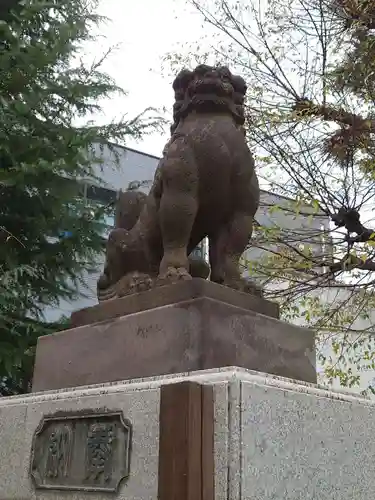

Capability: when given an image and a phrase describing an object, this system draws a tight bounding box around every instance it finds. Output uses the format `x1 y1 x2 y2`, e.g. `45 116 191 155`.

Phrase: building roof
107 141 162 162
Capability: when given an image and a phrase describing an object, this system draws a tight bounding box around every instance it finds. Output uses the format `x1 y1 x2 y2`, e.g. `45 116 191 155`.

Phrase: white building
44 143 328 318
43 144 158 321
43 144 375 392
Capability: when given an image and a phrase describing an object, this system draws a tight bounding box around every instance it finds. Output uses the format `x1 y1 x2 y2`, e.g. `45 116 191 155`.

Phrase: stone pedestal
1 368 375 500
32 279 316 392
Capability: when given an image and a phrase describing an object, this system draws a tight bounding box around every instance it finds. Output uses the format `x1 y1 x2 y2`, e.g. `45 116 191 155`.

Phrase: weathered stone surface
33 293 314 392
71 278 279 328
0 368 233 500
0 404 30 500
2 368 375 500
98 64 261 301
239 376 375 499
25 385 160 500
30 410 131 492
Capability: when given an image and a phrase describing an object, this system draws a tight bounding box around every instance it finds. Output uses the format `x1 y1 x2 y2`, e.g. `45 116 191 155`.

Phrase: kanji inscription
30 411 131 492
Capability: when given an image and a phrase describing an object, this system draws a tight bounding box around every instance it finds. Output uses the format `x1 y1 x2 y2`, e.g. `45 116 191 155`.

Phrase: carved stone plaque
30 411 131 492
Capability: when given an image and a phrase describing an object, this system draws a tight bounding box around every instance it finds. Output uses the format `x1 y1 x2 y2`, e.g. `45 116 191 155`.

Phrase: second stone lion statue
97 64 261 300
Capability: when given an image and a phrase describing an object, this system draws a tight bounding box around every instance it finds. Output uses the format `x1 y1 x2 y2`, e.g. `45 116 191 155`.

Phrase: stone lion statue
97 64 260 301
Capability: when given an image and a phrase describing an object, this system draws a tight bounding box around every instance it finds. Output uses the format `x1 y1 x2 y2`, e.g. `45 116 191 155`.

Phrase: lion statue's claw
156 267 192 287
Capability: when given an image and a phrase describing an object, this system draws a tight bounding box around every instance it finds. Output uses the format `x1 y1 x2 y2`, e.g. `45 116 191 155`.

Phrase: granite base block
238 374 375 500
0 368 233 500
1 368 375 500
33 289 316 392
0 403 30 499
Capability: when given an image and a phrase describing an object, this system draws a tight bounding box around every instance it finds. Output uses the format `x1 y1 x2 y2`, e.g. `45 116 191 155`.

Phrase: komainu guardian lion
97 64 260 301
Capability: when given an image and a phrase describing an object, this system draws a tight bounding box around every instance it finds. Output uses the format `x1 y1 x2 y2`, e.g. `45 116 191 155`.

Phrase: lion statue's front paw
156 266 192 286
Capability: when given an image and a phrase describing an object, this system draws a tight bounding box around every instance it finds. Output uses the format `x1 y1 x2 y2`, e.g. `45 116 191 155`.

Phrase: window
190 238 209 262
190 244 204 260
86 184 117 205
101 212 115 238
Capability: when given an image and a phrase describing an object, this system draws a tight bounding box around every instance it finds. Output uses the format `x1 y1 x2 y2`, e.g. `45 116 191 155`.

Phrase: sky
88 0 209 157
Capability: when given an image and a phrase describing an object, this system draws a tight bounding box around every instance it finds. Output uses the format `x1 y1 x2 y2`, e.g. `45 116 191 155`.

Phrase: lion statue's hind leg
209 213 262 296
209 169 262 296
209 212 253 289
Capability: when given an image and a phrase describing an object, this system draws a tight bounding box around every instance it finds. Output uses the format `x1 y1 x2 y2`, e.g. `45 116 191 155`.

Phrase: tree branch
293 98 371 129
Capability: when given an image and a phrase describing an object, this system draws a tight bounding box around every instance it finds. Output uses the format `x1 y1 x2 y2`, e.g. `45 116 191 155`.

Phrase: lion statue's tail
97 190 148 301
98 189 211 302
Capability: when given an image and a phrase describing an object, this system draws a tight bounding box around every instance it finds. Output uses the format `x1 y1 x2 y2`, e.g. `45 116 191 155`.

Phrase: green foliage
0 265 66 395
0 0 22 22
0 0 160 395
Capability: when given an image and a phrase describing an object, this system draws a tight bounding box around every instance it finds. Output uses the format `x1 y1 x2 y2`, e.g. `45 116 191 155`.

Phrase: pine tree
289 0 375 174
0 0 158 395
